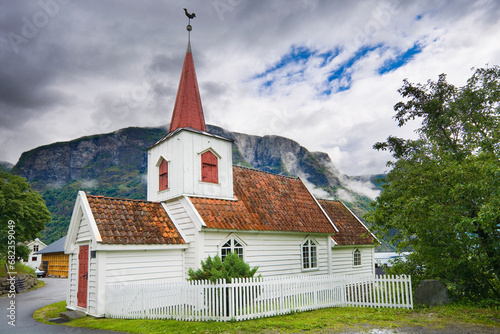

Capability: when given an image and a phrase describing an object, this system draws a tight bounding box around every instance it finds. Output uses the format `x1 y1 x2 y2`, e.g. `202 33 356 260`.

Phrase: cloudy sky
1 0 499 176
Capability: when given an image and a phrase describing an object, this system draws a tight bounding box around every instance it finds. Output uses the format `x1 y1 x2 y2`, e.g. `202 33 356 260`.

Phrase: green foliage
0 171 51 261
368 66 500 301
188 253 259 283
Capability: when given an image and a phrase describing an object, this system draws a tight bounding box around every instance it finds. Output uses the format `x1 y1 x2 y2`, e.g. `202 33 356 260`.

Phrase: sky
1 0 500 176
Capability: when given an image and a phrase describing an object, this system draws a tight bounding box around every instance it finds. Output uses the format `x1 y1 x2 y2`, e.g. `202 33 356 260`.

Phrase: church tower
147 21 233 202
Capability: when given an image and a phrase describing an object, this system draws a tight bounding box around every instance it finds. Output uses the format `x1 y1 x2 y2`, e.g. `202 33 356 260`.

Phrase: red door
77 245 89 308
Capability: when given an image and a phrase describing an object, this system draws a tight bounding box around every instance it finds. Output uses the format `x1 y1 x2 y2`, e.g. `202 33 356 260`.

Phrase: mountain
11 125 382 244
0 161 13 172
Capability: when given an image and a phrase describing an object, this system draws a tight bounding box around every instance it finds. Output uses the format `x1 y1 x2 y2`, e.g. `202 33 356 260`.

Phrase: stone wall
0 274 38 295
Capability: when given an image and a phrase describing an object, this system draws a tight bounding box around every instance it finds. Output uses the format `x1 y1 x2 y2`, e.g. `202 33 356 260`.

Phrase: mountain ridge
10 125 383 244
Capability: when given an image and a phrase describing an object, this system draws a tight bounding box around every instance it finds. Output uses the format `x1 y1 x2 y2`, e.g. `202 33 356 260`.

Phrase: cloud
0 0 499 179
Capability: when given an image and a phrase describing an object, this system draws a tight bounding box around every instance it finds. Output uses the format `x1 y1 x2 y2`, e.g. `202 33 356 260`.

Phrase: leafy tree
367 66 500 301
188 253 259 283
0 171 51 265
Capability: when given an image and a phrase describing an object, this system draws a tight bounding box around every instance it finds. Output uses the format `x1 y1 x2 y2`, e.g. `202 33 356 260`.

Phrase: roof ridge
86 194 159 204
317 198 340 203
233 165 299 180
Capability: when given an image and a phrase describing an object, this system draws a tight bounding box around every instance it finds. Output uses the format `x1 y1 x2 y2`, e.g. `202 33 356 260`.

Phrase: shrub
188 253 258 283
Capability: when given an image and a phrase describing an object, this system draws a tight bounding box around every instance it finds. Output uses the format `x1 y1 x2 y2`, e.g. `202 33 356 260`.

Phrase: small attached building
64 193 187 316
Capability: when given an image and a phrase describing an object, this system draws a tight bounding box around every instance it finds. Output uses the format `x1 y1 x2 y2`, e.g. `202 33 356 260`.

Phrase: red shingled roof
318 199 375 246
189 166 337 233
169 42 206 133
87 196 185 245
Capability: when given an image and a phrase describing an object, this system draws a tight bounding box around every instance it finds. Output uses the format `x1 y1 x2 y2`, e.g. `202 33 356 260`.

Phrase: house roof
35 236 65 254
169 40 206 133
318 199 375 246
189 166 337 233
86 196 185 245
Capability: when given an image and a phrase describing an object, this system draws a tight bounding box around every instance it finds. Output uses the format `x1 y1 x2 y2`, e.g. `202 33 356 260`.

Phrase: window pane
354 249 361 266
302 244 310 269
311 244 317 268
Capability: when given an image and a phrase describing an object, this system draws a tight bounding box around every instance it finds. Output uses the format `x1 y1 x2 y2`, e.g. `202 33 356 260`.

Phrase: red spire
169 41 207 133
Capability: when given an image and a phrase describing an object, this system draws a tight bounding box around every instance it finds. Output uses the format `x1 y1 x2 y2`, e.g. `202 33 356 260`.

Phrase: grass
0 260 36 276
34 302 500 333
33 300 66 324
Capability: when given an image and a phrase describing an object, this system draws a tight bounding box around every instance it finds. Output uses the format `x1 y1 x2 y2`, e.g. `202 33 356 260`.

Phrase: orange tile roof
87 196 185 245
189 166 337 233
318 199 375 246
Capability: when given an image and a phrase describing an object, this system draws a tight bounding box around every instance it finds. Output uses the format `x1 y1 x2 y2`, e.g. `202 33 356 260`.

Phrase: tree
0 171 51 266
367 66 500 301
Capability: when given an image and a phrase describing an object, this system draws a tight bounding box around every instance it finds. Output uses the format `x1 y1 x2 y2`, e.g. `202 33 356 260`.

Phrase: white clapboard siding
331 246 374 276
201 232 331 277
105 274 413 321
105 250 184 284
164 198 199 277
66 253 78 309
76 216 92 242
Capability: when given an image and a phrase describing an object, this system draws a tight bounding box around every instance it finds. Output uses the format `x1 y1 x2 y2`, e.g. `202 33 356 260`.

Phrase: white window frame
353 248 361 267
301 237 319 271
219 234 245 261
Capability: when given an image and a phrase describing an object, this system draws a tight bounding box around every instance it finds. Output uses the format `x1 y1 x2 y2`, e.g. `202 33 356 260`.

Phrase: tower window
159 159 168 191
201 151 218 183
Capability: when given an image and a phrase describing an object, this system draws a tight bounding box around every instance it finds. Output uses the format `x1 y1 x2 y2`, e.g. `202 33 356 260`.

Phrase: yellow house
35 236 69 277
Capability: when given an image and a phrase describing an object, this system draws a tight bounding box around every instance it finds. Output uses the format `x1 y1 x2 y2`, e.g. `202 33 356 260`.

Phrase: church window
302 238 317 270
201 151 218 183
220 238 244 261
159 159 168 191
353 248 361 266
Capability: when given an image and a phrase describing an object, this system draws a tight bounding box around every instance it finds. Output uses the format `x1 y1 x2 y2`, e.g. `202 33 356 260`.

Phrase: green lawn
34 302 500 333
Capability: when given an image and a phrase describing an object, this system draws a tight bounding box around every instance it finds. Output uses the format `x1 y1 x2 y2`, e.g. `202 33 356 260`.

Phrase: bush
188 253 258 283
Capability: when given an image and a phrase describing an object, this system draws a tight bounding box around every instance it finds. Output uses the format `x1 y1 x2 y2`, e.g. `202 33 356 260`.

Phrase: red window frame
201 151 218 183
159 159 168 191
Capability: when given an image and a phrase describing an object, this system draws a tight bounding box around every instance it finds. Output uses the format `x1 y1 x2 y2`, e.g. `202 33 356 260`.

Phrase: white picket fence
105 274 412 321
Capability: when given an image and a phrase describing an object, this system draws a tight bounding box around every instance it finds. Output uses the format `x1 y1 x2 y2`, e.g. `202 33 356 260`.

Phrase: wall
42 253 69 277
201 231 332 277
331 246 374 276
147 130 234 202
0 274 37 295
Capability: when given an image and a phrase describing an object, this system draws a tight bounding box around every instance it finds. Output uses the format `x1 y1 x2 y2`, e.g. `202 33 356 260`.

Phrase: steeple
168 23 206 133
147 9 234 203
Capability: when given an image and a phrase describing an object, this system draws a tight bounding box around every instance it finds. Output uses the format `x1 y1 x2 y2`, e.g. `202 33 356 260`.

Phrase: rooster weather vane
183 8 196 33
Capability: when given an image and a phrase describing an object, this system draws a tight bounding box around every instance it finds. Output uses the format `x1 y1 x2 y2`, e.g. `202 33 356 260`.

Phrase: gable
86 195 185 245
318 199 375 246
189 166 336 233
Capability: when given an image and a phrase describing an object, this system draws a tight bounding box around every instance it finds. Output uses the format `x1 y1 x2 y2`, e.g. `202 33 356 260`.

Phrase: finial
183 8 195 40
183 8 196 26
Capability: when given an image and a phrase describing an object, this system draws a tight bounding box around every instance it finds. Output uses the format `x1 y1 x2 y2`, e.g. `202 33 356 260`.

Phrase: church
64 22 377 317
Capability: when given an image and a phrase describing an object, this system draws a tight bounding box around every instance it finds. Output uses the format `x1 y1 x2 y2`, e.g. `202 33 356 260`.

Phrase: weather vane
183 8 196 33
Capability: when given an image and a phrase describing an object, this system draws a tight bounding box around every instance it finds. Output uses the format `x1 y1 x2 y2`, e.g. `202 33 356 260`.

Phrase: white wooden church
65 29 377 317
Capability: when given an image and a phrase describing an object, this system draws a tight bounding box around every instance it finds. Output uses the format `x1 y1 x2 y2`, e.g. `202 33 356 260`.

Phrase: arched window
220 238 244 261
302 238 317 270
353 248 361 266
159 159 168 191
201 151 218 183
